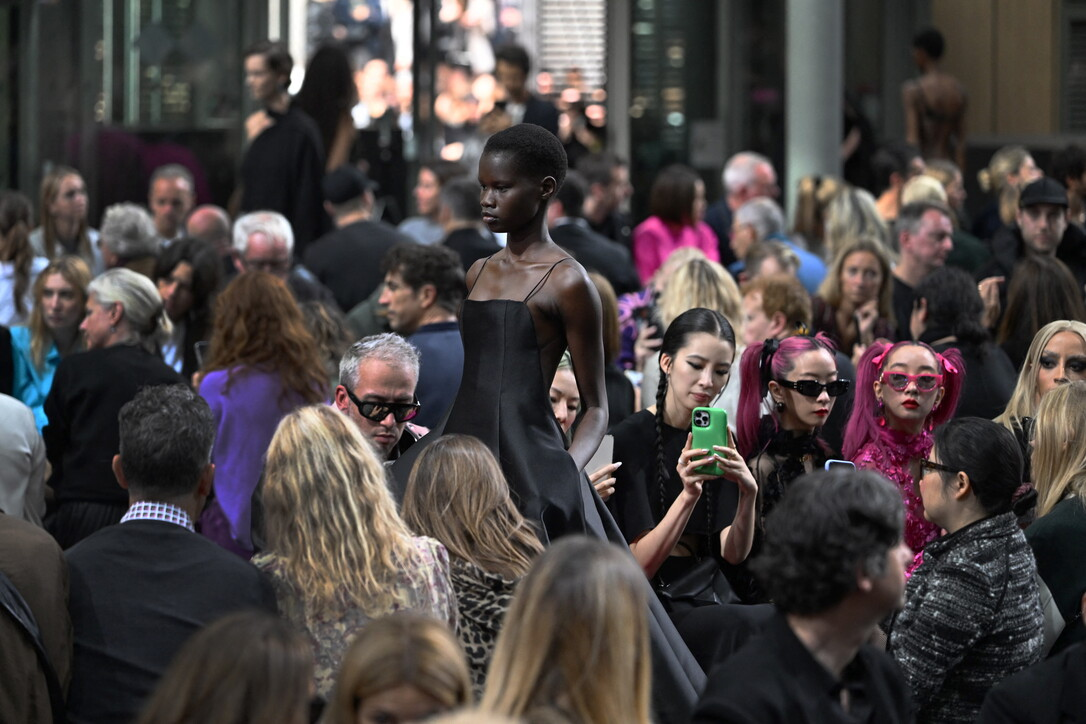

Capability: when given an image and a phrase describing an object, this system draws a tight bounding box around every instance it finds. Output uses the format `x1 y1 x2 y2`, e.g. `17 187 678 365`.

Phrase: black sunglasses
344 386 420 423
775 378 851 398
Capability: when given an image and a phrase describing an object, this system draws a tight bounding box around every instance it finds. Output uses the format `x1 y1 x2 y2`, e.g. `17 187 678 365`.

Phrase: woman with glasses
736 333 848 529
844 340 963 569
255 406 456 700
889 417 1043 723
197 272 326 558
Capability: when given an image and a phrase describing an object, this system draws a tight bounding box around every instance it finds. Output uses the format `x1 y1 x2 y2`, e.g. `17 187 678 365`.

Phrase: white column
785 0 844 221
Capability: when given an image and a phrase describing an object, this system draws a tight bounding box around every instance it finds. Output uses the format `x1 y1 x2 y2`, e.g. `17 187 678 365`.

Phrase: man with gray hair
185 204 234 280
891 200 954 338
334 333 424 462
705 151 780 267
232 210 333 304
99 202 161 279
65 384 276 723
693 470 913 722
147 164 195 245
731 197 826 293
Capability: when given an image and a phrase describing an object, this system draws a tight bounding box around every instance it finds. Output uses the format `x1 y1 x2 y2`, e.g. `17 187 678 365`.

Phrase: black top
1026 497 1086 655
551 219 641 295
443 227 501 272
587 210 634 253
303 219 414 312
65 519 277 724
692 613 914 724
0 325 13 395
608 410 738 545
978 641 1086 724
930 339 1016 420
240 104 329 254
892 276 916 342
42 345 183 505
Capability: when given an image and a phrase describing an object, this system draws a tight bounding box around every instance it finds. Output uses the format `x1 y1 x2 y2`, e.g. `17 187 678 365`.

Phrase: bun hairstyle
842 340 964 460
653 308 735 519
86 267 173 354
735 333 837 459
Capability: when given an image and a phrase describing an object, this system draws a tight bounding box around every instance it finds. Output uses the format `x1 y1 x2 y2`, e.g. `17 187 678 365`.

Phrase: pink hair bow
871 349 889 369
936 353 958 375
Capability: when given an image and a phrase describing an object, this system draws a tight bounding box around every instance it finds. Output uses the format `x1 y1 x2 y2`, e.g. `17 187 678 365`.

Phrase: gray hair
735 197 786 241
338 333 420 390
149 163 195 191
88 267 173 353
723 151 773 193
894 201 952 242
100 203 160 258
233 211 294 256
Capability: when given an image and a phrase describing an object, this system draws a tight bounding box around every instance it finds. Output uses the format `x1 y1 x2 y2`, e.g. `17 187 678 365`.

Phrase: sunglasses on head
344 387 421 423
881 372 943 392
775 378 851 398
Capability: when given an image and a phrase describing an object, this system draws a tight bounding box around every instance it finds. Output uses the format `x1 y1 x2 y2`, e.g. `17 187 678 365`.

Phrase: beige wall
933 0 1059 135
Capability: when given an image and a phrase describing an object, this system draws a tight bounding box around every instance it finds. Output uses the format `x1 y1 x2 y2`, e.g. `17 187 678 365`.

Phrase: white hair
232 211 294 256
100 203 160 258
338 333 420 390
735 197 786 241
723 151 773 193
88 267 172 353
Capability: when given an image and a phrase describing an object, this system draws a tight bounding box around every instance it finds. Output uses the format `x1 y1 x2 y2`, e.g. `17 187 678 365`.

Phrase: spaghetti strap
523 258 568 302
468 254 497 294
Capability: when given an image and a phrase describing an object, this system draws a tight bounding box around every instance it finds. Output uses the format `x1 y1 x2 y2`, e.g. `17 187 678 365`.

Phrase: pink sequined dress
853 427 938 570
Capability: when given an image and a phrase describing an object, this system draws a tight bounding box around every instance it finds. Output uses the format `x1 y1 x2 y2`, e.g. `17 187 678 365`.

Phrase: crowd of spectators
3 25 1086 724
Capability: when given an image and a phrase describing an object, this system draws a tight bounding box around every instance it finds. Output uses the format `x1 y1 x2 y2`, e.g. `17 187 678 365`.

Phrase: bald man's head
185 205 232 256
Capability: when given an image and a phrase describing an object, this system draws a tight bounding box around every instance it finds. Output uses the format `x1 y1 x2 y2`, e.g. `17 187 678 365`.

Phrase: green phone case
691 407 728 477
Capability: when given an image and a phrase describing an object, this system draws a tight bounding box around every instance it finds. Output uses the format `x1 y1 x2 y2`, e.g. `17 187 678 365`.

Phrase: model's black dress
391 259 704 722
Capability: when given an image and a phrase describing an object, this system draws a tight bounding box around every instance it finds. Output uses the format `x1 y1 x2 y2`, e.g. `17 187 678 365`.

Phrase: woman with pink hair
736 333 848 526
844 340 964 566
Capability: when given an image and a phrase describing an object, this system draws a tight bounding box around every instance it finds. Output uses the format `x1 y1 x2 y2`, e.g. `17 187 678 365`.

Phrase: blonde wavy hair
326 613 472 724
402 434 543 580
261 404 419 615
791 174 844 259
480 536 651 724
996 320 1086 430
1031 381 1086 517
823 186 891 261
26 256 91 370
977 145 1034 227
817 236 894 321
658 256 742 336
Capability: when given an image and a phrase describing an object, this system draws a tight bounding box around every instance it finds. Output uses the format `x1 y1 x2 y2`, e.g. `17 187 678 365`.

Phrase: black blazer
65 520 277 724
550 221 641 295
978 642 1086 723
303 219 416 312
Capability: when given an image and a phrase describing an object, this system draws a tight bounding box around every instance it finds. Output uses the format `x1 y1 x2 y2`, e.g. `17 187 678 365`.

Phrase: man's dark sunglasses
775 378 851 398
344 386 421 423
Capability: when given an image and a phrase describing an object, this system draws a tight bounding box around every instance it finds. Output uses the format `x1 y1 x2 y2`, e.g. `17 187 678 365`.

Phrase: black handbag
655 557 740 614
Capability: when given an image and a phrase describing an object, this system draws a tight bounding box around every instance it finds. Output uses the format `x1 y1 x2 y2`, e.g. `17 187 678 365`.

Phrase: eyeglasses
243 257 291 273
918 458 956 477
881 372 943 392
344 386 421 423
775 378 851 398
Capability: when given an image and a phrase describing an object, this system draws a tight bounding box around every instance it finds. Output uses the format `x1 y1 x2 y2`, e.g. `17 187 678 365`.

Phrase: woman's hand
978 276 1004 329
712 436 759 565
633 323 662 372
676 434 721 499
588 461 621 501
854 298 880 347
709 443 758 500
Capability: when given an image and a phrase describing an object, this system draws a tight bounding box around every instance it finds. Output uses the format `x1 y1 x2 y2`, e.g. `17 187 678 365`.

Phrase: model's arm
953 86 968 172
902 81 920 148
555 266 608 471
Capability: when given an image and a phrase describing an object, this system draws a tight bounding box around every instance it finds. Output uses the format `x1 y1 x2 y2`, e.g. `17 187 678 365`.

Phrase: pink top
632 216 720 284
853 427 939 572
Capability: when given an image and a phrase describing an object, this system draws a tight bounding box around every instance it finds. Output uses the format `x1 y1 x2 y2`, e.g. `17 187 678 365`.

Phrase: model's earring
774 399 785 413
877 398 886 427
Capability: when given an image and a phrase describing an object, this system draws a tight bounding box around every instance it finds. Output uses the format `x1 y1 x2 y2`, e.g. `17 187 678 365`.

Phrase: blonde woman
995 320 1086 484
30 166 104 275
402 434 544 694
254 405 457 698
974 145 1042 239
325 612 472 724
811 236 895 362
481 536 652 724
1027 381 1086 654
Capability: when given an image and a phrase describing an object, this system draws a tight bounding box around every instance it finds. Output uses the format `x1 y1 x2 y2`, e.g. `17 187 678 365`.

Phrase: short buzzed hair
118 384 215 500
440 177 482 222
894 200 952 240
149 164 194 191
483 124 568 191
233 211 294 256
338 333 420 390
734 197 786 241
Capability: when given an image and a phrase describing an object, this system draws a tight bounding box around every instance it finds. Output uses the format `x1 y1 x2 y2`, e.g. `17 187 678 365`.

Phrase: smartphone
585 434 614 475
824 459 856 471
194 341 209 369
691 407 728 477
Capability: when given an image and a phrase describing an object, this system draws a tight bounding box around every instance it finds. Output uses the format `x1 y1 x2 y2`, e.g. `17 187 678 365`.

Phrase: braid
654 367 670 522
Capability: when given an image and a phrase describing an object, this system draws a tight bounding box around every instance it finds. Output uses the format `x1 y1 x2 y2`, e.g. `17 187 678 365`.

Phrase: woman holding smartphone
608 308 758 587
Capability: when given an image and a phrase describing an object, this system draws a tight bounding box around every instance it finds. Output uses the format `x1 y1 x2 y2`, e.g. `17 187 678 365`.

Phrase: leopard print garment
450 556 520 696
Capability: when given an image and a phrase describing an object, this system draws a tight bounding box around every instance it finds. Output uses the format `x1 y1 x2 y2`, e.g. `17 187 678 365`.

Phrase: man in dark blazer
977 597 1086 723
494 43 560 135
65 385 277 724
548 171 641 295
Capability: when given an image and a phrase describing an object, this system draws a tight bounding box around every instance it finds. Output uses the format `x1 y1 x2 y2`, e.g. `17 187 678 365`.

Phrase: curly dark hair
752 470 904 615
204 272 326 404
483 123 568 191
381 242 466 315
913 266 989 352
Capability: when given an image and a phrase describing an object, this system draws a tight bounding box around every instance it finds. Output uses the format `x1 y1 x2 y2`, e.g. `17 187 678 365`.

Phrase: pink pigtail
930 347 965 429
843 339 895 460
736 341 769 459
